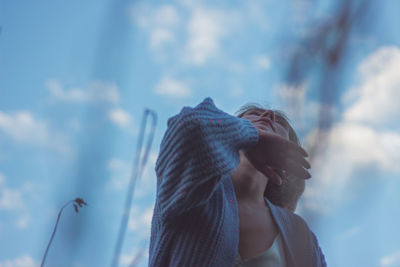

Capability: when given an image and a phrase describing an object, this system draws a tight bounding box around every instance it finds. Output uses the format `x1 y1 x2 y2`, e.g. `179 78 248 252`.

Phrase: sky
1 0 400 266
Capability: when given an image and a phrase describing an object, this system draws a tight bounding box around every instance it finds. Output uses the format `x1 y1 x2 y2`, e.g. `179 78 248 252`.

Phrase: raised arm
155 98 258 222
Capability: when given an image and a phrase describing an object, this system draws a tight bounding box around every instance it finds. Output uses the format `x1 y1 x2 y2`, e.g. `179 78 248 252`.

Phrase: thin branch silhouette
283 0 371 161
111 109 157 267
128 239 148 267
129 247 146 267
41 198 87 267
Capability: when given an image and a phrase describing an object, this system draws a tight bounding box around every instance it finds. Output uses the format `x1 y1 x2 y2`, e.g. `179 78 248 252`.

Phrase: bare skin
231 109 311 260
232 152 279 259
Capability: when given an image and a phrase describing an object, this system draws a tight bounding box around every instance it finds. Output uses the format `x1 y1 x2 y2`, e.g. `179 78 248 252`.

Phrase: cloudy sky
1 0 400 266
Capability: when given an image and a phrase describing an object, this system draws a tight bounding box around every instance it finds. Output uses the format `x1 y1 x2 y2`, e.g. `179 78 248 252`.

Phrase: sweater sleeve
155 97 258 223
311 231 327 267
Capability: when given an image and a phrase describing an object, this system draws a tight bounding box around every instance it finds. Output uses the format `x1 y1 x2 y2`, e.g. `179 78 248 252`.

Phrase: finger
264 135 308 159
268 148 309 171
260 165 282 185
286 150 311 169
275 141 310 169
282 141 308 157
284 159 311 180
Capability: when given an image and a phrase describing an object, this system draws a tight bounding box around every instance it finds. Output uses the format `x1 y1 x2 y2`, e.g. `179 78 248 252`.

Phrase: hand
245 125 311 185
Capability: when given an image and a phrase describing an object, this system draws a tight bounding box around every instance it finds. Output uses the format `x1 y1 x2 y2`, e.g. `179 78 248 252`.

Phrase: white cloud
228 62 246 73
381 250 400 266
0 173 33 229
128 206 154 236
0 187 25 210
130 4 180 49
277 82 308 104
108 158 128 171
301 46 400 214
134 152 158 198
254 55 270 70
0 111 72 155
274 82 313 130
337 226 361 241
303 120 400 214
120 248 147 267
90 81 120 104
0 254 39 267
150 28 175 49
16 216 30 229
0 111 47 143
105 152 157 195
108 108 132 127
244 0 269 31
105 158 131 191
184 6 234 65
229 86 244 98
67 119 81 132
150 5 180 28
130 2 238 65
47 80 120 104
310 122 400 171
46 80 86 102
343 46 400 127
291 0 314 23
155 77 192 98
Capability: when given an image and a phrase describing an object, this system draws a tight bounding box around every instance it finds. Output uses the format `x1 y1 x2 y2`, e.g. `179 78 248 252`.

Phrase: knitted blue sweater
149 98 326 267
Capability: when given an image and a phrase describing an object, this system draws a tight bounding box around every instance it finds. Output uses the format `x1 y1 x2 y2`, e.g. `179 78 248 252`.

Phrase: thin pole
111 109 157 267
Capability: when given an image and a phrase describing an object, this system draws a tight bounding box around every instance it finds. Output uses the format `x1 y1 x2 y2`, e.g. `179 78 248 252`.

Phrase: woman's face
240 109 306 208
240 108 290 141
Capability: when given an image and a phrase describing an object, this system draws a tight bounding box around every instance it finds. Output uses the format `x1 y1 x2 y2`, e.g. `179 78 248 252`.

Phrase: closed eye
245 110 263 116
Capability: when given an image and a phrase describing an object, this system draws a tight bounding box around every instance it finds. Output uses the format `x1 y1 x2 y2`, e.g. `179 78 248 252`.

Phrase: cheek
276 125 290 140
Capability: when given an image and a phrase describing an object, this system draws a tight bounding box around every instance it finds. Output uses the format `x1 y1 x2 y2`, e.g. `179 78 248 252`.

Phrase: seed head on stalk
41 197 88 267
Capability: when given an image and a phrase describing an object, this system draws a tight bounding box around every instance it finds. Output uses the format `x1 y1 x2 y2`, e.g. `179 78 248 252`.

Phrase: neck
231 152 269 206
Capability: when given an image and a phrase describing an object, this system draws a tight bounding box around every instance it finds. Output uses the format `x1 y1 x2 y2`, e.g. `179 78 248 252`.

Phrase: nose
260 110 275 122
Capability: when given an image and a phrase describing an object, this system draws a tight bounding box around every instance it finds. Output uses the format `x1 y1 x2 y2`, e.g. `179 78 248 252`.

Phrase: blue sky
1 0 400 266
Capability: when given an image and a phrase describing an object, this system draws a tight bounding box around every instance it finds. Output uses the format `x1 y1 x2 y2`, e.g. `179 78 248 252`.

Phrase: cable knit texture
149 97 326 267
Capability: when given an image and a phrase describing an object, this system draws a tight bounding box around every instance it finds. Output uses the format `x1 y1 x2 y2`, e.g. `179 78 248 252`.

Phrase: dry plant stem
41 198 87 267
41 200 74 267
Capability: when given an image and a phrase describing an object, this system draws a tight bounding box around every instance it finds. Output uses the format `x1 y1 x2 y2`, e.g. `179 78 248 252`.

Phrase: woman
149 98 326 267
